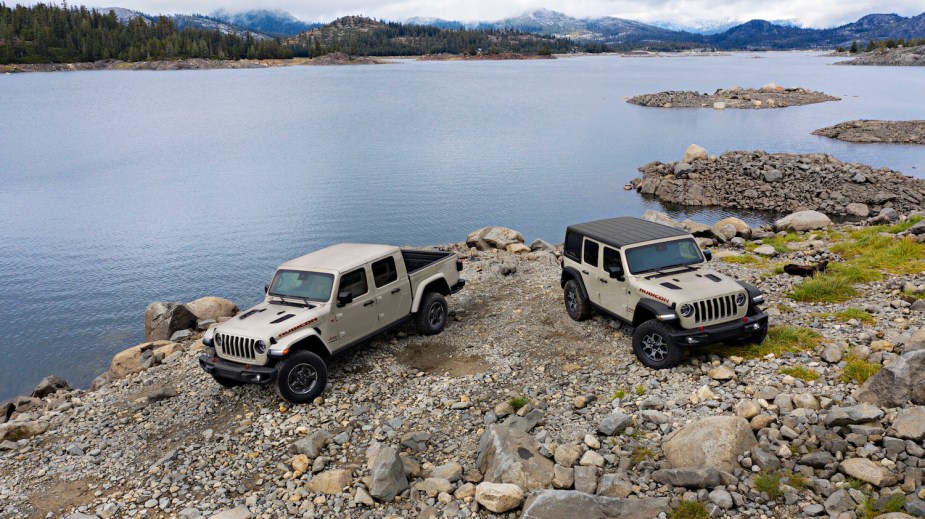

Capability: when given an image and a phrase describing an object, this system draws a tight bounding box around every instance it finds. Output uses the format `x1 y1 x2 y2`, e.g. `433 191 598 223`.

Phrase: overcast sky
85 0 925 28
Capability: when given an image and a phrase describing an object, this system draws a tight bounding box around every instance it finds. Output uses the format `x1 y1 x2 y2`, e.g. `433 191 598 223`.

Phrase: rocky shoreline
814 121 925 145
418 53 554 61
627 84 839 109
0 53 386 74
835 47 925 67
3 212 925 518
631 145 925 216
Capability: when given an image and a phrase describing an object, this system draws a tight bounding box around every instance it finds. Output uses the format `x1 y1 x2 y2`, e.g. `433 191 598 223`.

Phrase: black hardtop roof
566 217 690 249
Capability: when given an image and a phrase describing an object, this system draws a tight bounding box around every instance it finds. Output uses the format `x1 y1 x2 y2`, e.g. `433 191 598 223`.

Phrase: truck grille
217 334 257 361
693 295 738 324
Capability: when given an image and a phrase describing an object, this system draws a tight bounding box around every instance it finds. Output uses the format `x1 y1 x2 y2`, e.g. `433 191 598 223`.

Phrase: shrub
754 471 784 499
834 307 875 324
839 355 881 384
508 396 529 411
670 500 709 519
630 446 654 465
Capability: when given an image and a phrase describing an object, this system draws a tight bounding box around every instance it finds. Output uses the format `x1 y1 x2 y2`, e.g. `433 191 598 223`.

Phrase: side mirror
703 250 713 262
337 290 354 307
606 264 624 280
264 284 269 294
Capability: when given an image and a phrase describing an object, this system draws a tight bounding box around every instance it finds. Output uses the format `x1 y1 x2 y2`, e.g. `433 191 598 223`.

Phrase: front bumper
199 354 276 385
669 311 769 347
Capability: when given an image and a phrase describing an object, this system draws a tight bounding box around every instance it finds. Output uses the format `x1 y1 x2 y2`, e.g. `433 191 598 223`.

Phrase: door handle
391 288 401 294
581 270 589 275
599 278 608 283
363 300 375 307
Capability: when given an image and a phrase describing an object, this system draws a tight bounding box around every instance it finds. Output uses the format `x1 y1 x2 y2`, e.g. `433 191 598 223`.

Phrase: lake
1 52 924 400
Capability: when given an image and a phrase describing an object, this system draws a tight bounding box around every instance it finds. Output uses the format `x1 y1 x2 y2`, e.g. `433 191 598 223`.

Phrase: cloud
84 0 924 28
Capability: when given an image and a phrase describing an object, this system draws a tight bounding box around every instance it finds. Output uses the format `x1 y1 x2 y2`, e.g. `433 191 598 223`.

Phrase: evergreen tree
849 40 858 53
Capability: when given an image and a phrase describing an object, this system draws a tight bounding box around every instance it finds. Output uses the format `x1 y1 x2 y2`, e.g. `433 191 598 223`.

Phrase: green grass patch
827 262 883 284
779 366 819 382
754 471 784 499
861 493 906 519
508 396 529 411
751 232 803 253
635 385 645 396
831 231 925 276
669 500 710 519
630 446 654 465
788 274 859 303
846 477 867 491
834 307 876 324
611 388 626 401
721 255 760 265
782 469 810 490
776 303 795 313
839 355 882 384
699 325 822 359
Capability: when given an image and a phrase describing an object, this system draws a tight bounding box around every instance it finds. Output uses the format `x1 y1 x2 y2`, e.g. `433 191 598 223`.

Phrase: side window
603 247 622 270
583 239 599 267
564 232 582 261
372 256 398 288
338 268 368 298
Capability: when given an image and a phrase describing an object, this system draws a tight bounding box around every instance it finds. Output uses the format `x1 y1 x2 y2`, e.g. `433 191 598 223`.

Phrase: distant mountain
652 18 798 35
833 12 925 43
402 16 465 30
212 9 322 36
103 6 270 39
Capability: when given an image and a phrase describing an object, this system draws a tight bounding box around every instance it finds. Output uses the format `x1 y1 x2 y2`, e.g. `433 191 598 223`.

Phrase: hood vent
660 282 681 290
705 274 722 282
239 308 267 320
271 314 295 324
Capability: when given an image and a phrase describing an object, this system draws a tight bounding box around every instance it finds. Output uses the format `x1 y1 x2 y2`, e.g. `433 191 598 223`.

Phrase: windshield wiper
643 264 697 279
269 295 314 308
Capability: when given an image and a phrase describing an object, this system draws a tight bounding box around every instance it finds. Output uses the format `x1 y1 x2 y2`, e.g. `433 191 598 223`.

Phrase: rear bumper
669 311 769 347
451 279 466 294
199 354 276 385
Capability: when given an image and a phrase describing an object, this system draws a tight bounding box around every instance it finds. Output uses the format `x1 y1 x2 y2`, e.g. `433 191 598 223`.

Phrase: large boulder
477 424 554 491
476 482 524 513
839 458 898 487
892 407 925 440
662 416 757 472
823 403 884 426
682 144 708 163
651 468 732 489
0 420 49 442
466 227 525 251
368 445 408 502
186 297 238 321
714 217 751 238
642 210 685 230
306 469 352 495
773 210 832 232
291 429 333 459
520 490 670 519
854 350 925 407
107 341 182 380
144 302 197 342
31 375 70 398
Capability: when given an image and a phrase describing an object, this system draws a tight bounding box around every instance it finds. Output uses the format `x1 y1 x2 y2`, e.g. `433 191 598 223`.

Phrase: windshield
268 270 335 302
625 238 704 275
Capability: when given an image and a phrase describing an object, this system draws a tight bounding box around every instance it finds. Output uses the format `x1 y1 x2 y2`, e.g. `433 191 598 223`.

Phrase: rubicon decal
277 317 318 338
639 288 669 303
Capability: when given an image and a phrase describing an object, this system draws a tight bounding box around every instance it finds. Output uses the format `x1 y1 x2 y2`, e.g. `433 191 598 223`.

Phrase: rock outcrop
144 302 197 342
662 416 757 472
466 227 526 252
854 350 925 407
477 424 554 491
186 297 238 322
835 46 925 66
520 490 670 519
632 149 925 216
814 120 925 145
628 85 839 109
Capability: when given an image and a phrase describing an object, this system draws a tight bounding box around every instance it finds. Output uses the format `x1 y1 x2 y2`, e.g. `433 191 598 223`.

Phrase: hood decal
278 317 319 339
639 288 670 303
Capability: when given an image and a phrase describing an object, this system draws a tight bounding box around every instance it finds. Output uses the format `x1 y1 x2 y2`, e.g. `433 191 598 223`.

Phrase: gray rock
520 490 670 519
502 408 544 432
186 296 238 321
400 431 431 451
291 429 333 458
170 329 192 342
573 465 598 494
31 375 70 398
0 420 49 442
799 451 835 468
423 461 463 482
824 489 855 516
846 202 870 217
144 302 197 343
708 488 733 509
855 350 925 407
802 503 825 516
774 210 832 232
892 406 925 440
824 404 884 426
839 458 899 487
906 497 925 516
662 416 757 472
209 507 252 519
823 343 843 363
368 445 408 502
529 239 555 252
146 386 179 403
651 468 731 489
466 227 524 251
595 473 632 498
597 413 631 436
477 424 554 491
751 448 781 472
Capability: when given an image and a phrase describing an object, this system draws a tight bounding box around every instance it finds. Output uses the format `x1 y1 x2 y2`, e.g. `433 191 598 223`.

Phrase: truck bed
401 249 456 274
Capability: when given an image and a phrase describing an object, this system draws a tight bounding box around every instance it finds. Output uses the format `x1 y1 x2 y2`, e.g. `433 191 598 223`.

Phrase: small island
834 44 925 66
627 84 840 109
814 120 925 145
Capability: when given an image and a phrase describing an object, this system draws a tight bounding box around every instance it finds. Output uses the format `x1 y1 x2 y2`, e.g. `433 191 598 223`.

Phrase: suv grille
217 334 257 361
693 295 738 324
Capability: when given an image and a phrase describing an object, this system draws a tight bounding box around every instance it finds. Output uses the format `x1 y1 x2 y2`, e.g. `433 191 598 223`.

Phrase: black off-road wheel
275 351 328 404
632 319 684 369
564 279 591 321
211 374 242 388
415 292 448 335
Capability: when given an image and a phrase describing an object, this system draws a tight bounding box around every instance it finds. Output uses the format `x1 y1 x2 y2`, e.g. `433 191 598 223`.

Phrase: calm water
1 52 924 400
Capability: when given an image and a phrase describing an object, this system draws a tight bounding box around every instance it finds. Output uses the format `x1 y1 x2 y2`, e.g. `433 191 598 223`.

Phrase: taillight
456 259 464 271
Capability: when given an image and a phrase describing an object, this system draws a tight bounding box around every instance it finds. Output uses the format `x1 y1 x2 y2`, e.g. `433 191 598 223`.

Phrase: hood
215 301 328 340
634 267 745 304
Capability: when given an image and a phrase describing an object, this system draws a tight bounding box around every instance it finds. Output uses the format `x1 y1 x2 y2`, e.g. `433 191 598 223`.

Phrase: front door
601 246 631 320
329 266 378 351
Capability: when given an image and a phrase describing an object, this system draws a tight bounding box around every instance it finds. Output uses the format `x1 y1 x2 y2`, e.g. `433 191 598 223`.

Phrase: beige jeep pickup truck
561 217 768 369
200 244 464 404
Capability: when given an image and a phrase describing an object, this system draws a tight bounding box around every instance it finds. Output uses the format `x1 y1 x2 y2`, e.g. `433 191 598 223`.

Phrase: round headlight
736 293 747 306
679 303 694 318
214 333 223 347
254 340 267 354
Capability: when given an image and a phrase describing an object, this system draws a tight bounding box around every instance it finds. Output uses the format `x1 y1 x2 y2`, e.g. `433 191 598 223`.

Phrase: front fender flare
634 298 677 326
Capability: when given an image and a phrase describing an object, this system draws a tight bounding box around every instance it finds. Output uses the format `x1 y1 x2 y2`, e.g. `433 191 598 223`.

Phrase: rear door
580 237 603 305
329 265 378 350
371 253 411 326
